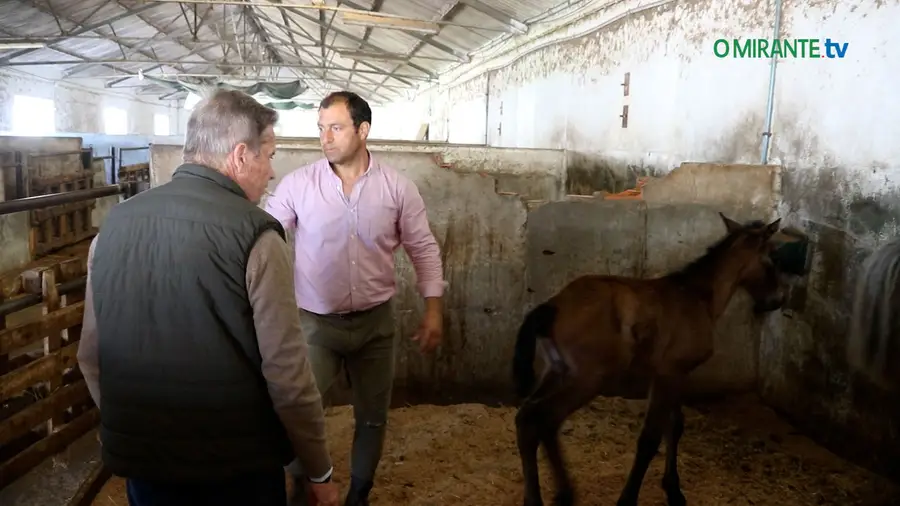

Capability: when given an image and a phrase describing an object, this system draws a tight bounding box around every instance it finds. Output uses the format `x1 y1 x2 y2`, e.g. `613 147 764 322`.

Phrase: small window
12 95 55 134
154 113 170 136
103 107 128 135
184 92 202 111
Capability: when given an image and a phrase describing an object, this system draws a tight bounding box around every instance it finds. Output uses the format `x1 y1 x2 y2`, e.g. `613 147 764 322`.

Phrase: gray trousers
286 300 396 483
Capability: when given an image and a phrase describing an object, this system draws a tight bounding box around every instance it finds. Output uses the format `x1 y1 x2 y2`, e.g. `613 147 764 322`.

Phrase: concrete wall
417 0 899 481
150 141 779 399
150 139 568 202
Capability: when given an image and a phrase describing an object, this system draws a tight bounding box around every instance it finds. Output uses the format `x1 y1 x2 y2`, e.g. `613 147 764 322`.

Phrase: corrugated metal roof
0 0 572 103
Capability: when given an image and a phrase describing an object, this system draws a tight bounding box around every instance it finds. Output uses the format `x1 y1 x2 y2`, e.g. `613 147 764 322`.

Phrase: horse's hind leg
517 370 567 506
661 405 687 506
516 409 544 506
616 377 683 506
520 372 602 506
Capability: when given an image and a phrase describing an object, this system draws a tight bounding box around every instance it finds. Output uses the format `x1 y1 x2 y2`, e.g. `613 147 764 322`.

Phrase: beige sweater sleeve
76 236 101 409
246 229 333 480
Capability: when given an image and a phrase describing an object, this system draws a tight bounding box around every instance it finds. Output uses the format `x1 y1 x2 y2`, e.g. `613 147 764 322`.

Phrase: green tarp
145 75 318 110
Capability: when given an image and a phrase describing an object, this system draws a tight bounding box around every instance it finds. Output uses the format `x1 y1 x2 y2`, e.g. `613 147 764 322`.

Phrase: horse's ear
763 218 782 239
719 212 742 233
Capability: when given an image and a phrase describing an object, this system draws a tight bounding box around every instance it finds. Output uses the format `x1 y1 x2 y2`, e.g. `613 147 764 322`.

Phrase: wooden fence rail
0 146 100 491
0 249 96 489
0 145 151 493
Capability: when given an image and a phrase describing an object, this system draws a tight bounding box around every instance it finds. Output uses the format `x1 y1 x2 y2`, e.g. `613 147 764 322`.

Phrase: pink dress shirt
264 152 445 315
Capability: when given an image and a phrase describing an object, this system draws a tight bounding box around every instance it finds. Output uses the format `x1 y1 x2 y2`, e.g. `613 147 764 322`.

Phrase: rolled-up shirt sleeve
263 173 299 233
398 178 445 298
246 229 333 480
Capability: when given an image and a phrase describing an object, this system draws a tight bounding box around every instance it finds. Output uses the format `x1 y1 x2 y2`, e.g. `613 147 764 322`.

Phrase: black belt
324 299 390 320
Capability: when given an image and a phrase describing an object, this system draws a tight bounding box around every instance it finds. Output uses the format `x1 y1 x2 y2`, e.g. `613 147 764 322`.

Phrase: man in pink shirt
264 91 445 506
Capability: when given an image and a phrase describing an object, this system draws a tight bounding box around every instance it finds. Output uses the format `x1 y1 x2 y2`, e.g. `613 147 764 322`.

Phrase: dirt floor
91 394 899 506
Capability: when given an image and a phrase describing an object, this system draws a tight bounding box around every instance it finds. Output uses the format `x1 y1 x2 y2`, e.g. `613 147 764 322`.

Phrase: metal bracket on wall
620 105 629 128
622 72 630 96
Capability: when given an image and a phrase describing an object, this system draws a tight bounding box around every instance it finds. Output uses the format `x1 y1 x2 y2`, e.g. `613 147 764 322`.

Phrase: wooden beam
0 340 80 402
0 302 85 355
0 380 91 446
0 407 100 489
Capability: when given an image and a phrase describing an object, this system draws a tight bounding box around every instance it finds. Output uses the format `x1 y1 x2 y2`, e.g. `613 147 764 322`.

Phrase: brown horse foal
512 213 786 506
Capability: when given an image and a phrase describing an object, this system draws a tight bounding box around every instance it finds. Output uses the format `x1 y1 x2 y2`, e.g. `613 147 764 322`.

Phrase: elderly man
76 89 339 506
264 91 445 506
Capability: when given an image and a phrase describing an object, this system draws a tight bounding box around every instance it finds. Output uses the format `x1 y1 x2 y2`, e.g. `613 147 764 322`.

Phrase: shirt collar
325 149 377 181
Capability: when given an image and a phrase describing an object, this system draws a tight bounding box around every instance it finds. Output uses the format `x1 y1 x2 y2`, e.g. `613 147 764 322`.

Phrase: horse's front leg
661 404 687 506
616 377 681 506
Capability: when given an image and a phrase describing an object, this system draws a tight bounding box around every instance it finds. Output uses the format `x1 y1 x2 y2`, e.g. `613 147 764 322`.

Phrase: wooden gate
0 245 96 489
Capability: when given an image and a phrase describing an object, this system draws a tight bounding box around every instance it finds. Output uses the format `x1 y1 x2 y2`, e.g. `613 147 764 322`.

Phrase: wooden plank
33 229 97 258
29 173 98 258
0 312 6 378
0 407 100 489
42 268 64 432
0 273 23 301
64 292 85 346
32 201 96 222
30 172 93 188
64 289 89 417
119 162 149 173
0 302 85 355
0 340 79 402
0 380 90 446
67 461 112 506
1 252 85 298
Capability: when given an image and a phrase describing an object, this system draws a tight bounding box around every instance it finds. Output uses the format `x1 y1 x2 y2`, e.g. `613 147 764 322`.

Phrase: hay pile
92 395 897 505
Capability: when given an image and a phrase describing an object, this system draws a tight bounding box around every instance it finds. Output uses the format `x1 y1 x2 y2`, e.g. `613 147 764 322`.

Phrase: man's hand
412 305 443 354
308 481 340 506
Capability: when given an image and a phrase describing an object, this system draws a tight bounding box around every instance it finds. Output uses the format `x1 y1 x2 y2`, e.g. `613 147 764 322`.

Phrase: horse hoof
666 490 687 506
553 489 574 506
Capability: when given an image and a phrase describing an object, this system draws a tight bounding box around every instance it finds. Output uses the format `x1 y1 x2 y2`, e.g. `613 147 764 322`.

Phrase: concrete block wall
416 0 900 481
149 139 568 202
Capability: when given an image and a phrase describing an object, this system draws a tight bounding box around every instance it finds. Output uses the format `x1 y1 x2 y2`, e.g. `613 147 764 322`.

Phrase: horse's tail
849 239 900 389
512 303 558 400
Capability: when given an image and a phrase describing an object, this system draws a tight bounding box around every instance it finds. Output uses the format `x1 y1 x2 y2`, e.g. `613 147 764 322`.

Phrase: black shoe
343 476 373 506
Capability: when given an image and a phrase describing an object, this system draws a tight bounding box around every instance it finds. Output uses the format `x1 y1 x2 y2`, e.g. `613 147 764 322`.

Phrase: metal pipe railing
0 184 126 217
0 277 87 318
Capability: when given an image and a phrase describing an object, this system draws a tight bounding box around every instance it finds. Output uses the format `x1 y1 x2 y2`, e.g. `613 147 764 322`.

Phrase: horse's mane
666 220 767 285
848 238 900 388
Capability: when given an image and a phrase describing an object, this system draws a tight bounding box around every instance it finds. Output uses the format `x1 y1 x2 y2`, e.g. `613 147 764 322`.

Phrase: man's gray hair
183 88 278 168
